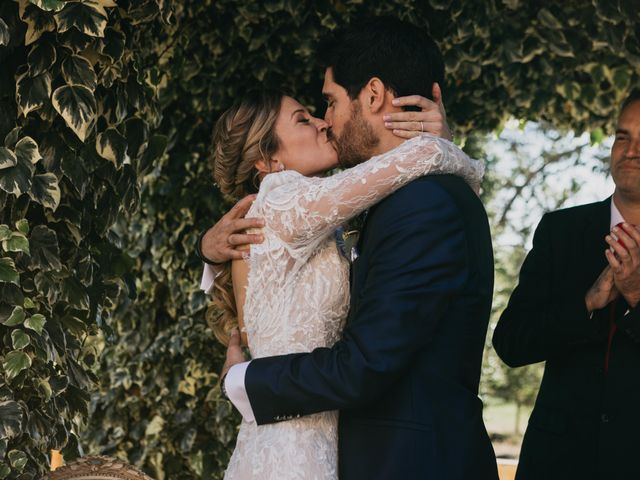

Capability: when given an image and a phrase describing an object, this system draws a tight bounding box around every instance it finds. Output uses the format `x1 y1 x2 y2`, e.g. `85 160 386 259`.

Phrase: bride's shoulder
256 170 304 199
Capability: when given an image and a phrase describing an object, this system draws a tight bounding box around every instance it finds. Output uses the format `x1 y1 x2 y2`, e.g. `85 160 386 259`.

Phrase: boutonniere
335 227 360 262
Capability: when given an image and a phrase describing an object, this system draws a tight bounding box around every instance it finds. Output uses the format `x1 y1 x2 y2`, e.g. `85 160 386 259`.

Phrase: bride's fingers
385 120 443 132
391 95 435 110
391 129 421 139
384 109 442 123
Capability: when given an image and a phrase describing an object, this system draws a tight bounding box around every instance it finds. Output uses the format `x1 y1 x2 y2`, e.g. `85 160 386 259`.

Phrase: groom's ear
361 77 387 115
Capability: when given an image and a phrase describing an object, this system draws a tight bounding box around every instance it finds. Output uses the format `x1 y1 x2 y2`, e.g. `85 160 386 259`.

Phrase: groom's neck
370 132 406 157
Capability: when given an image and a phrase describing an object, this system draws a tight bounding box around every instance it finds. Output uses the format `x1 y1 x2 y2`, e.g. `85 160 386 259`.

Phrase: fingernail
392 99 399 105
383 114 391 121
385 122 392 128
259 219 266 226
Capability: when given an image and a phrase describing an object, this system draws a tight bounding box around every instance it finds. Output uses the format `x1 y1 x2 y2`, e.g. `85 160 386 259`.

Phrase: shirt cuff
200 263 223 293
225 361 255 423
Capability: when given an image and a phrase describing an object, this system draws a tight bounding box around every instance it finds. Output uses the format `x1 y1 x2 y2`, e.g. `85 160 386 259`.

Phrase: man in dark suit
493 89 640 480
213 18 498 480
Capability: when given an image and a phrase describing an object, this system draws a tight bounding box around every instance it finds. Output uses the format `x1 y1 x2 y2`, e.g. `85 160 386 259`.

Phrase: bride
206 90 483 479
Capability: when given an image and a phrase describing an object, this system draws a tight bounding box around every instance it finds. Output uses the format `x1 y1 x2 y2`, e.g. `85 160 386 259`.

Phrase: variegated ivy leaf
0 258 19 285
54 1 108 38
29 0 67 12
27 41 57 76
2 306 25 327
15 70 52 117
15 219 29 235
0 225 10 241
0 144 36 197
25 314 46 335
52 85 97 141
30 225 62 271
0 147 18 170
28 173 61 210
8 450 28 471
96 127 128 166
20 2 57 45
15 137 42 165
11 330 31 350
3 350 32 381
0 401 23 440
61 54 97 91
4 127 21 150
3 232 30 255
0 18 9 47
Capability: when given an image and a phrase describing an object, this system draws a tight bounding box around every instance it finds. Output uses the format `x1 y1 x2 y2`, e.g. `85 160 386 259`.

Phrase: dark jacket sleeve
492 213 605 368
245 180 468 425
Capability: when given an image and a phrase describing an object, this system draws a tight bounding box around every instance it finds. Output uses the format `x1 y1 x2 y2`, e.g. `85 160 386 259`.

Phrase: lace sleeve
260 134 483 255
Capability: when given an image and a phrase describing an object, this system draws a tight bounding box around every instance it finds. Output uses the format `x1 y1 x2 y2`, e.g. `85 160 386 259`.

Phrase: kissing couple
199 16 499 480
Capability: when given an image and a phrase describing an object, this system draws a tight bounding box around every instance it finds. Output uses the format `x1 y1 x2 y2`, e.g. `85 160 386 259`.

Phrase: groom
212 17 498 479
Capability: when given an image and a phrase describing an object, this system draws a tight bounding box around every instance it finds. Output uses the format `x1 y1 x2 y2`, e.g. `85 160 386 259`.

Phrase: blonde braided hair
206 91 283 345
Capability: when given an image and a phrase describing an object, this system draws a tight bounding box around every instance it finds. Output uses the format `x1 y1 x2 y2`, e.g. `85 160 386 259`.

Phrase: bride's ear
255 157 273 174
255 157 284 174
363 77 386 114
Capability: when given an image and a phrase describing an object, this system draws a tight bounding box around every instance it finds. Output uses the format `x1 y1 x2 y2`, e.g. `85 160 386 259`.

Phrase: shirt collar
611 197 626 230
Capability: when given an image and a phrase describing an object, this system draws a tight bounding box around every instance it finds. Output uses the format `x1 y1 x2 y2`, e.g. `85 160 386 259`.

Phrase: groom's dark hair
318 16 445 103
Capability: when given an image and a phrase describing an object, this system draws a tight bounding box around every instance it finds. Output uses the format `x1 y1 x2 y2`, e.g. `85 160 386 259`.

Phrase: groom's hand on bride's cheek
202 194 266 263
383 82 452 141
222 329 247 377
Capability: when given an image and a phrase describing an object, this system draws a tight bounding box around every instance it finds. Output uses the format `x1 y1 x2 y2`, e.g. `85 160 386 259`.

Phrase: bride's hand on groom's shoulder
201 194 266 263
383 82 452 141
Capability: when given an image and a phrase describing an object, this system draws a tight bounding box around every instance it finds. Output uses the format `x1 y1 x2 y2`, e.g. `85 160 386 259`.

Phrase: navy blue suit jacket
245 174 498 479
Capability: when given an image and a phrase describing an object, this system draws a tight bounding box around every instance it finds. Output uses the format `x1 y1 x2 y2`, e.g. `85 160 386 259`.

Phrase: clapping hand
383 83 452 141
585 265 620 313
605 222 640 308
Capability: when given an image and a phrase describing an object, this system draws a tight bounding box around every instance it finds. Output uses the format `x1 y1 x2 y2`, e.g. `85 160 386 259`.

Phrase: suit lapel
580 197 612 284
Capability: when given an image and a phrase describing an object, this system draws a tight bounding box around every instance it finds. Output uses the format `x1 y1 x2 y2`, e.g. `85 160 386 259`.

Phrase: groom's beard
333 101 379 168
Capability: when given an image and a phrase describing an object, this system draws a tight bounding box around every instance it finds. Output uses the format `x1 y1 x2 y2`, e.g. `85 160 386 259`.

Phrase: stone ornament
46 456 154 480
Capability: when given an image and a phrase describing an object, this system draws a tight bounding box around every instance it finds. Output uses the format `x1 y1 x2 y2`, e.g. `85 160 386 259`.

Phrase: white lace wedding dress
223 134 484 479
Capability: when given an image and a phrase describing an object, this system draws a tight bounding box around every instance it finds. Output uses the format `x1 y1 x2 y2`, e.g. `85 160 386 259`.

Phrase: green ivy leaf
0 463 9 479
0 18 9 47
11 330 31 350
2 306 26 327
60 276 90 309
2 351 31 381
0 401 23 440
96 127 128 166
7 450 27 471
28 173 61 211
0 225 10 241
0 147 17 170
29 225 61 270
27 41 57 76
537 8 562 30
0 258 19 285
54 1 108 38
15 219 29 235
23 297 36 309
52 85 97 142
3 232 30 255
61 54 98 91
25 314 46 335
15 70 52 117
29 0 67 12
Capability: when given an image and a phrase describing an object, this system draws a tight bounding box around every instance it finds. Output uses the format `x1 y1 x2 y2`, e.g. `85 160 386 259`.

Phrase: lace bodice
224 134 483 479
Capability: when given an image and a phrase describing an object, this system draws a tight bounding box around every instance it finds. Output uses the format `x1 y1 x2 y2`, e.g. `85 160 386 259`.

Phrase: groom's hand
585 265 620 312
201 194 265 263
221 329 247 377
605 223 640 308
383 82 452 141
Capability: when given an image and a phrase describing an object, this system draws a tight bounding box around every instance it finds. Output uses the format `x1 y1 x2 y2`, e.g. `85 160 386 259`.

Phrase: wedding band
420 121 424 132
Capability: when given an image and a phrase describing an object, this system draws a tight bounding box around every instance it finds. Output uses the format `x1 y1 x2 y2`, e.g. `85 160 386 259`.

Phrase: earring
279 163 286 172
